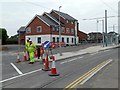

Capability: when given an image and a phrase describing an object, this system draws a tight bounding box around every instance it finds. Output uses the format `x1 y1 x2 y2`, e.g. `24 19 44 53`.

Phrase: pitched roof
17 26 26 32
37 15 59 26
53 10 77 21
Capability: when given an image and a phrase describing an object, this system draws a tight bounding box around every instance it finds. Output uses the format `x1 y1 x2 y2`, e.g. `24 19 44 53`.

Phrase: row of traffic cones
16 50 60 76
42 54 59 76
16 51 28 63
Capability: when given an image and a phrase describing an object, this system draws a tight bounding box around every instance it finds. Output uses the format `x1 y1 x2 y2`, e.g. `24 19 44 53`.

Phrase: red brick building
18 10 87 45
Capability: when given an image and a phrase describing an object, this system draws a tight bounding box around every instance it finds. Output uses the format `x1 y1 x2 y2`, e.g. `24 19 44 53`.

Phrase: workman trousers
29 52 34 63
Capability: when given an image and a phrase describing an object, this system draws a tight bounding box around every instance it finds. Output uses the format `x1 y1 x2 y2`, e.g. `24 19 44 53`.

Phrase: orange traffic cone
23 51 27 61
49 56 59 76
16 53 21 63
42 54 51 71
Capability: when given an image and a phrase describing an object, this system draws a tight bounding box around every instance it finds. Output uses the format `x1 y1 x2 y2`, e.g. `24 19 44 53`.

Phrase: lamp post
59 6 62 56
97 20 105 47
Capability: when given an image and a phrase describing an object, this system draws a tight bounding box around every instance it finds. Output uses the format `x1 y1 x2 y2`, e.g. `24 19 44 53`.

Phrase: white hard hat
29 40 32 42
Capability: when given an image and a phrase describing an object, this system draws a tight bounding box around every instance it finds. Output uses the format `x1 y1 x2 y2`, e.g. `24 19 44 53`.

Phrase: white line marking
90 52 98 55
0 68 42 83
80 59 113 85
60 57 83 64
104 50 110 52
10 63 23 75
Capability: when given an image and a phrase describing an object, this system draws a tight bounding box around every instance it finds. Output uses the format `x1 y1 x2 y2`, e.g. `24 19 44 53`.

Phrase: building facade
18 10 87 45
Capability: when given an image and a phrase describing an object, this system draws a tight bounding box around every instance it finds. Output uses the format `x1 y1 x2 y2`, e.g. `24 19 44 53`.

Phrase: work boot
16 60 21 63
29 62 32 64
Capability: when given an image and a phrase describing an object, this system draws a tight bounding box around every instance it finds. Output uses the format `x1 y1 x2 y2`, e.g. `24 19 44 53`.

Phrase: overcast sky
0 0 119 37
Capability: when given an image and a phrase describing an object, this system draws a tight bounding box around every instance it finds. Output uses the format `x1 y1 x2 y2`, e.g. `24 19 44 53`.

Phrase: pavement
35 44 120 62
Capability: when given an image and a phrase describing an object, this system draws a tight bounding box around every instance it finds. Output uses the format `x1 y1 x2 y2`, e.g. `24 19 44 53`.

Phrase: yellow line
63 60 110 90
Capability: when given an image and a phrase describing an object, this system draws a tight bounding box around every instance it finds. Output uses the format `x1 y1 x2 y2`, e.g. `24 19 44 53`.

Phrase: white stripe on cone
52 61 56 68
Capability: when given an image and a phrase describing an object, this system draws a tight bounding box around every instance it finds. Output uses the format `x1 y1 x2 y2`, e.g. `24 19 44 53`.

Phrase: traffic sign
44 41 50 49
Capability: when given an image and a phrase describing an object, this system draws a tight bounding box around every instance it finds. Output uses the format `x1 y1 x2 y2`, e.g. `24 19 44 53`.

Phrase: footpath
41 44 120 62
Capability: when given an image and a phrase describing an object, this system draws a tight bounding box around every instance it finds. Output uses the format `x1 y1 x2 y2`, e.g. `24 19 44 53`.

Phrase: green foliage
0 28 9 44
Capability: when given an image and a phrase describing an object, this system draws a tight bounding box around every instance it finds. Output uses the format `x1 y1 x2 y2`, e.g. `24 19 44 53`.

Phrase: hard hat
29 40 32 42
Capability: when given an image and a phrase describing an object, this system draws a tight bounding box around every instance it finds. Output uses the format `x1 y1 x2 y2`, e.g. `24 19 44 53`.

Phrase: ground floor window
62 37 64 42
67 38 69 43
57 37 59 42
37 37 41 43
72 38 74 43
53 37 55 42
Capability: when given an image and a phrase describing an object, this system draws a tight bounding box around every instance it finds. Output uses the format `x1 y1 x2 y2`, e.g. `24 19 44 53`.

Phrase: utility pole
105 10 108 47
59 6 62 56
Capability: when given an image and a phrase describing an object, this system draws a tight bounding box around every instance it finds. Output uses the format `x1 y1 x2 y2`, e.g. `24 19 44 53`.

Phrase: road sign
44 41 50 49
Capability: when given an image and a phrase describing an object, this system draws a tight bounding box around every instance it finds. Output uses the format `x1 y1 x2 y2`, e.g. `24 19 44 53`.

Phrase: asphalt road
1 47 118 89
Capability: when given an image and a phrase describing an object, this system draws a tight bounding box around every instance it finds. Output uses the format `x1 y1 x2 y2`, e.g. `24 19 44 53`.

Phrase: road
1 46 118 89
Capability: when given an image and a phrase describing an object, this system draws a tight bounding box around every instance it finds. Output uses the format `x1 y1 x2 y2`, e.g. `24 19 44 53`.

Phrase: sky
0 0 119 37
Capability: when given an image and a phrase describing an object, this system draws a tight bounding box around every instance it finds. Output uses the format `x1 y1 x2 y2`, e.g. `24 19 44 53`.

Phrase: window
26 27 31 33
62 37 64 42
66 20 69 23
37 37 41 43
71 29 74 34
61 27 65 33
57 37 59 42
71 21 74 24
36 26 42 33
66 28 70 33
67 38 69 43
53 37 55 42
56 28 59 32
72 38 74 43
52 27 55 32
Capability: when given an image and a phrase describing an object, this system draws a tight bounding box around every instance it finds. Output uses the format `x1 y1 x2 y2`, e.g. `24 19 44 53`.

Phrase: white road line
10 63 23 75
80 59 113 85
0 68 42 83
90 52 98 55
60 57 83 64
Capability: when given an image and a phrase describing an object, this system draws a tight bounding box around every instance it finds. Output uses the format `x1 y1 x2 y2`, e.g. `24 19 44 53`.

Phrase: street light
59 6 62 56
97 20 105 47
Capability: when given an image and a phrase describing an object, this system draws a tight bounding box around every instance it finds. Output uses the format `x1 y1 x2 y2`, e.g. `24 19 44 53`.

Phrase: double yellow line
63 59 112 90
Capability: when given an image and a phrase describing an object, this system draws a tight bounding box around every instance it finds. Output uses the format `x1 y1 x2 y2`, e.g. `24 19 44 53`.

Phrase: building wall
26 35 78 46
26 17 50 35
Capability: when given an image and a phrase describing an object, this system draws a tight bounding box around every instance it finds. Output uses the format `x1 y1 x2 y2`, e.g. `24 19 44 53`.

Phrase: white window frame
37 37 41 43
66 20 69 23
71 28 74 34
66 28 70 33
71 21 74 24
26 27 31 33
36 26 42 33
61 27 65 33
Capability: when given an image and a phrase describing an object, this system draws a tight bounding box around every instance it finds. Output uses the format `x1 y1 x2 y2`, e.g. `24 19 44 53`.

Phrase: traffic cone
42 54 51 71
23 51 27 61
49 56 59 76
16 53 21 63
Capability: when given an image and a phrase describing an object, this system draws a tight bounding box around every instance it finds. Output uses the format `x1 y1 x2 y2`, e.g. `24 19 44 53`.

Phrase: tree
0 28 9 45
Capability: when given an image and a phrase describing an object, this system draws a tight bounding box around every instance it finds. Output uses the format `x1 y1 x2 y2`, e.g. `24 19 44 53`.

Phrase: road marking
10 63 23 75
0 68 42 83
104 50 110 52
60 57 83 64
63 59 113 90
90 52 98 55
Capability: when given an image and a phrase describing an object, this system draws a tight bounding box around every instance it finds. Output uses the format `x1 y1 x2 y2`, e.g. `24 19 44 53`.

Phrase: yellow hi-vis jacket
28 44 36 53
25 41 30 51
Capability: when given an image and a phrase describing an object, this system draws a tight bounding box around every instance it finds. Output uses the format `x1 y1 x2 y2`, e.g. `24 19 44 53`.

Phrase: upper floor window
66 28 70 33
71 21 74 24
71 29 74 34
61 27 65 33
26 27 31 33
56 27 59 32
66 20 69 23
36 26 42 33
52 27 55 32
